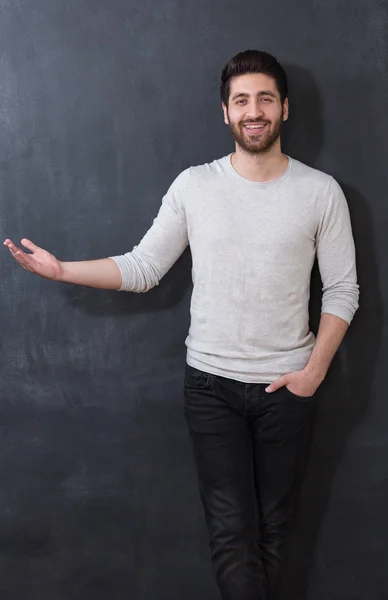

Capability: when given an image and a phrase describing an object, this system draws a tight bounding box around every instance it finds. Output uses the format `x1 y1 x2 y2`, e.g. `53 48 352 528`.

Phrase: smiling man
226 80 285 155
4 50 359 600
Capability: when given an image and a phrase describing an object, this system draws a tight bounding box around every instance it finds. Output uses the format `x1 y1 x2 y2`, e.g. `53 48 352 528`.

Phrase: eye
261 97 272 102
236 99 247 105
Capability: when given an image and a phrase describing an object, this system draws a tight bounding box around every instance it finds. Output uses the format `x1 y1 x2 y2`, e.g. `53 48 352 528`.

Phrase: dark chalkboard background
0 1 386 598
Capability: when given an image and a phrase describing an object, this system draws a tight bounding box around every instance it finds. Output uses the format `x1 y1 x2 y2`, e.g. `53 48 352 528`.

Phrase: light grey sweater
111 155 359 383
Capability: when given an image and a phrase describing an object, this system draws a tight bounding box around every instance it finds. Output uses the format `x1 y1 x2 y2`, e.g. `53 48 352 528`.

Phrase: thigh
183 366 257 536
252 386 316 520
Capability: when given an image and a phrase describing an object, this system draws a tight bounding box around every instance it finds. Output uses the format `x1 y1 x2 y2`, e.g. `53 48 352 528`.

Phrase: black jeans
183 364 316 600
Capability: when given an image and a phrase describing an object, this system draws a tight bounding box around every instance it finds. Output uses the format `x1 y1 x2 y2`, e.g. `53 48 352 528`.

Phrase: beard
227 109 284 155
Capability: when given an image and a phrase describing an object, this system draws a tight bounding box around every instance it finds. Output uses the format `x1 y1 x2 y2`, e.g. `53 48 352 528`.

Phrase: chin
245 141 269 153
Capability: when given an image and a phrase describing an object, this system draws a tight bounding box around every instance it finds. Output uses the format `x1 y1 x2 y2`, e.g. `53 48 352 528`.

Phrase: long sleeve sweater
111 155 359 383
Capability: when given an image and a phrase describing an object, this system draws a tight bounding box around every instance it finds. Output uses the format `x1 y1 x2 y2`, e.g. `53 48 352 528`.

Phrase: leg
251 387 316 598
184 365 267 600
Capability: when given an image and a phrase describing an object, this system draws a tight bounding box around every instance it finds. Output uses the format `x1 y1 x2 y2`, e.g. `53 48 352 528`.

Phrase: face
222 73 289 155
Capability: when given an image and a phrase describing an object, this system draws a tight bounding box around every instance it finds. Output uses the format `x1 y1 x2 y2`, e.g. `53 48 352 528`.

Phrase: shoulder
288 157 335 190
288 157 347 213
170 155 231 189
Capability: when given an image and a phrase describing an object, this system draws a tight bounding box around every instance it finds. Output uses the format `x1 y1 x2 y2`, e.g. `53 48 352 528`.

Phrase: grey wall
0 1 386 598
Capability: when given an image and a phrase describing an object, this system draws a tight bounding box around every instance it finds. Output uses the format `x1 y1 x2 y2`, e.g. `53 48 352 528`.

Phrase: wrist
57 260 66 282
303 364 326 385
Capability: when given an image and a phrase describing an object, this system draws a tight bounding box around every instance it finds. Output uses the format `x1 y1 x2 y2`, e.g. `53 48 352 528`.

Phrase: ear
222 102 229 125
283 98 289 122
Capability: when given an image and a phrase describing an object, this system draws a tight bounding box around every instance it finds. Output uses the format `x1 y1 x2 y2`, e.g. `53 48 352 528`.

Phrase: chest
187 190 318 262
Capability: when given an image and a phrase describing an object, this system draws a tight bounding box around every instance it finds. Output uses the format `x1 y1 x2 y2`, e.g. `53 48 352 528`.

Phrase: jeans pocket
284 386 313 402
184 365 214 391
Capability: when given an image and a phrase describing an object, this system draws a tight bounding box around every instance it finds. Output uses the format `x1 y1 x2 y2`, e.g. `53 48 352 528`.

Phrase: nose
246 100 265 120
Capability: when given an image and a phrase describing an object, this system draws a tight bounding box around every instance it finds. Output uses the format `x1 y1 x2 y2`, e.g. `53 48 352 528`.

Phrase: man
4 50 358 600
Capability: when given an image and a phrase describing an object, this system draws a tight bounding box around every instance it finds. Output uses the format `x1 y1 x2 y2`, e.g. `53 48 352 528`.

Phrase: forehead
228 73 279 97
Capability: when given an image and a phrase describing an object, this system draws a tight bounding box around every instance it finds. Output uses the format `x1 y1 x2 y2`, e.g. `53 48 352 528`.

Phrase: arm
110 172 189 292
266 313 349 396
61 258 122 289
4 171 189 292
304 312 348 379
3 238 121 289
267 178 359 396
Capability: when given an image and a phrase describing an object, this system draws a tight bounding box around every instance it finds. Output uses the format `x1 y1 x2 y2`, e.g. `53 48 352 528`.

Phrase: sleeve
110 170 189 292
316 177 359 324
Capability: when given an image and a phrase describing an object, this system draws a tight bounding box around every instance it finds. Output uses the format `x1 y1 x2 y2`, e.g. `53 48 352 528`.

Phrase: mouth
243 123 268 135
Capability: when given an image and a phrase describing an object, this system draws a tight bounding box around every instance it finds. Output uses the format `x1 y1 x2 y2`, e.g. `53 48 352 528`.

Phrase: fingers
21 238 41 253
3 239 16 251
265 375 289 393
3 239 34 271
3 239 22 255
4 238 39 253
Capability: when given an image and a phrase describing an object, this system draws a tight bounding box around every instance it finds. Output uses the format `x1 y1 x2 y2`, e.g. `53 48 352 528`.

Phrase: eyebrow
231 91 277 101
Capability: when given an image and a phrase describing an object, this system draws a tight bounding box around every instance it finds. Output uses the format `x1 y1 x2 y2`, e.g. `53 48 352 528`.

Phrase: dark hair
220 50 288 105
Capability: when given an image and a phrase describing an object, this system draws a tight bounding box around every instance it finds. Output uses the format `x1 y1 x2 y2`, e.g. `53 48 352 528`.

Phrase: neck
231 140 288 182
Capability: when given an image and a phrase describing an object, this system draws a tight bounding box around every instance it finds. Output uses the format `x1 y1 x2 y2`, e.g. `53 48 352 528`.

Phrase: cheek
230 110 245 124
266 108 283 123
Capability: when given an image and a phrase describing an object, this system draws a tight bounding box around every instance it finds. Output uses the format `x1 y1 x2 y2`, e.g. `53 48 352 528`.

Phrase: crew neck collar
225 153 292 186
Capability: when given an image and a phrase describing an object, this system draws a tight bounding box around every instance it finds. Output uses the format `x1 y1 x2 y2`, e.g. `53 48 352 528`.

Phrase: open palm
3 238 63 281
